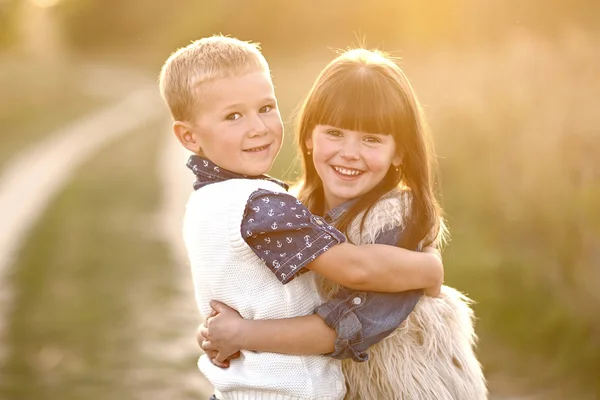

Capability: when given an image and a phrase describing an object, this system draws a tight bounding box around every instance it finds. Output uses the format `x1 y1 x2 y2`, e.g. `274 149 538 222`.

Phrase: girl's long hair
295 49 447 249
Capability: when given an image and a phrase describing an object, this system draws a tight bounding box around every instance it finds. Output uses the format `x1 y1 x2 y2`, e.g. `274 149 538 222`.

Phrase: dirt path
0 65 164 379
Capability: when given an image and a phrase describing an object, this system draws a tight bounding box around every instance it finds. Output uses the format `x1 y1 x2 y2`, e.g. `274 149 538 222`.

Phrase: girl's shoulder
347 188 412 245
371 187 412 220
380 187 411 205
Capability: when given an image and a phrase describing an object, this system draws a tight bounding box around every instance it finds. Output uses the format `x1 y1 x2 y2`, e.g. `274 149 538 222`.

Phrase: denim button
352 297 362 305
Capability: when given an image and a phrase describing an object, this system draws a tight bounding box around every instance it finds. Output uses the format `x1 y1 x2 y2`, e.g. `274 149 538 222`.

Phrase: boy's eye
259 105 273 113
226 112 242 121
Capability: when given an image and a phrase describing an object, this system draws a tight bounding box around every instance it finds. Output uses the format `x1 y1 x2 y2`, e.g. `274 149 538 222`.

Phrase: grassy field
0 121 197 399
400 33 600 397
0 57 106 171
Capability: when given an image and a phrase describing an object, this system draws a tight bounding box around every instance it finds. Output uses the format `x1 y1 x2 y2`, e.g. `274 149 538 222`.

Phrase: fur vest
318 190 488 400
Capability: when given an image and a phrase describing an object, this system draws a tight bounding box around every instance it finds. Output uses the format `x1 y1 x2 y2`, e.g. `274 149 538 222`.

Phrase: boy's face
176 70 283 176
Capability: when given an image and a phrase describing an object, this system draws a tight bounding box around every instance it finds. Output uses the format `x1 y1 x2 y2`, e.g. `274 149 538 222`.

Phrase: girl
201 48 487 399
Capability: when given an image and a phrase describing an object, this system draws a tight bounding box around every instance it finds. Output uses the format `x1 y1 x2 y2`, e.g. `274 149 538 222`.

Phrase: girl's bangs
311 71 405 135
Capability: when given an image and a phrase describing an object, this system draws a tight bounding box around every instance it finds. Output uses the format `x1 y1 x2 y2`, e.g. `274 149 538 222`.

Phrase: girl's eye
326 129 343 137
259 105 273 113
226 112 242 121
364 136 382 143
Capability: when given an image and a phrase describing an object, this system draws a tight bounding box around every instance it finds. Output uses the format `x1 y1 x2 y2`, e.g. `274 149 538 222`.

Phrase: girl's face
307 124 401 212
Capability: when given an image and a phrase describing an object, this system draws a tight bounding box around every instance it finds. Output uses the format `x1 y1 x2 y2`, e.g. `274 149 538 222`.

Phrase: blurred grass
0 57 105 171
404 32 600 396
0 121 179 399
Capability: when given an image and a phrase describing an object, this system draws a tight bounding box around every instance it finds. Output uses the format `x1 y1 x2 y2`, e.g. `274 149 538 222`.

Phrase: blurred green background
1 1 599 399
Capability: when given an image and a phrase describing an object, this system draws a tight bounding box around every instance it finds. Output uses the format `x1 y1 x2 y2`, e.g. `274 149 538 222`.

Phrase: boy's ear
173 121 202 154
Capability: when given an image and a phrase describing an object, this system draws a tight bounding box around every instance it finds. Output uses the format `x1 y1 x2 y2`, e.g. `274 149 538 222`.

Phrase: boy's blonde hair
158 35 269 121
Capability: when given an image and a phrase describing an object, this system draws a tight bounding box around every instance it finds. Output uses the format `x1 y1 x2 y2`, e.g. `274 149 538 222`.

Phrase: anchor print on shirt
240 189 346 283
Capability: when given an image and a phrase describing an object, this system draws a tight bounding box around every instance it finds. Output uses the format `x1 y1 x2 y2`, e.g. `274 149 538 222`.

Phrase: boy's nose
248 114 268 137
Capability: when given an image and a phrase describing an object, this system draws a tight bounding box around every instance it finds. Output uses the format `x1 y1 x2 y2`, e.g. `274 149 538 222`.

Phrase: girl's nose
340 141 360 161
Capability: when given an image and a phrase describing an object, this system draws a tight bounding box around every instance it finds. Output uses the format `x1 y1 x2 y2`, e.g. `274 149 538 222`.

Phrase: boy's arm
243 191 442 293
305 242 443 293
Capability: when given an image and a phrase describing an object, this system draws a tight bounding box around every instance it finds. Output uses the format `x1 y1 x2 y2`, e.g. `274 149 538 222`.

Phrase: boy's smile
179 70 283 177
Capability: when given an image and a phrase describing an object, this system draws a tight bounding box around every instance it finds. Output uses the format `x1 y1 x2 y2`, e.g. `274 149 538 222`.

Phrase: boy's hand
422 246 443 297
199 300 245 367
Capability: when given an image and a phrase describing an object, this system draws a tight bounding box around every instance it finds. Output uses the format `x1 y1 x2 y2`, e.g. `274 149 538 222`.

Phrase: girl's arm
200 300 336 365
202 246 441 365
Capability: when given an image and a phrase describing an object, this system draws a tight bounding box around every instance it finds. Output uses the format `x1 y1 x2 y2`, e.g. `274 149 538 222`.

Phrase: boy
158 35 442 399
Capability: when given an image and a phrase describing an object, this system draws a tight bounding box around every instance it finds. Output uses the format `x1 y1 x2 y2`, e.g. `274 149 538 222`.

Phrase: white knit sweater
183 178 346 400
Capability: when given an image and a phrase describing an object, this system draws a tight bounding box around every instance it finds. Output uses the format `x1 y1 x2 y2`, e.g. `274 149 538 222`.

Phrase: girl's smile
331 165 365 179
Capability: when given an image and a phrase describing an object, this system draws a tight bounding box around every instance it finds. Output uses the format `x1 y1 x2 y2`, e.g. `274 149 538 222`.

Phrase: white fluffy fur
320 190 488 400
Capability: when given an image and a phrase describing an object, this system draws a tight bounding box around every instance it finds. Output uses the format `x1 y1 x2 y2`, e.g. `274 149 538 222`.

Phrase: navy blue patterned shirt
187 155 346 284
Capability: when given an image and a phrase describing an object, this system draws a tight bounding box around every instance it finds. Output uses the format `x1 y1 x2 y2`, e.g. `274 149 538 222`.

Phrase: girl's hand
197 319 238 368
422 246 443 297
200 300 245 367
197 322 226 368
197 307 229 367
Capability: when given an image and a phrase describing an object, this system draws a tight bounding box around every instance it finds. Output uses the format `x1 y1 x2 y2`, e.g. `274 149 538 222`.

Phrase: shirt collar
324 198 361 223
186 155 289 191
324 182 397 222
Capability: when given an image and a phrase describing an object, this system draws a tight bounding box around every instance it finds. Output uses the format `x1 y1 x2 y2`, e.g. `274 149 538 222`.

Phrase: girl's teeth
334 166 362 176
